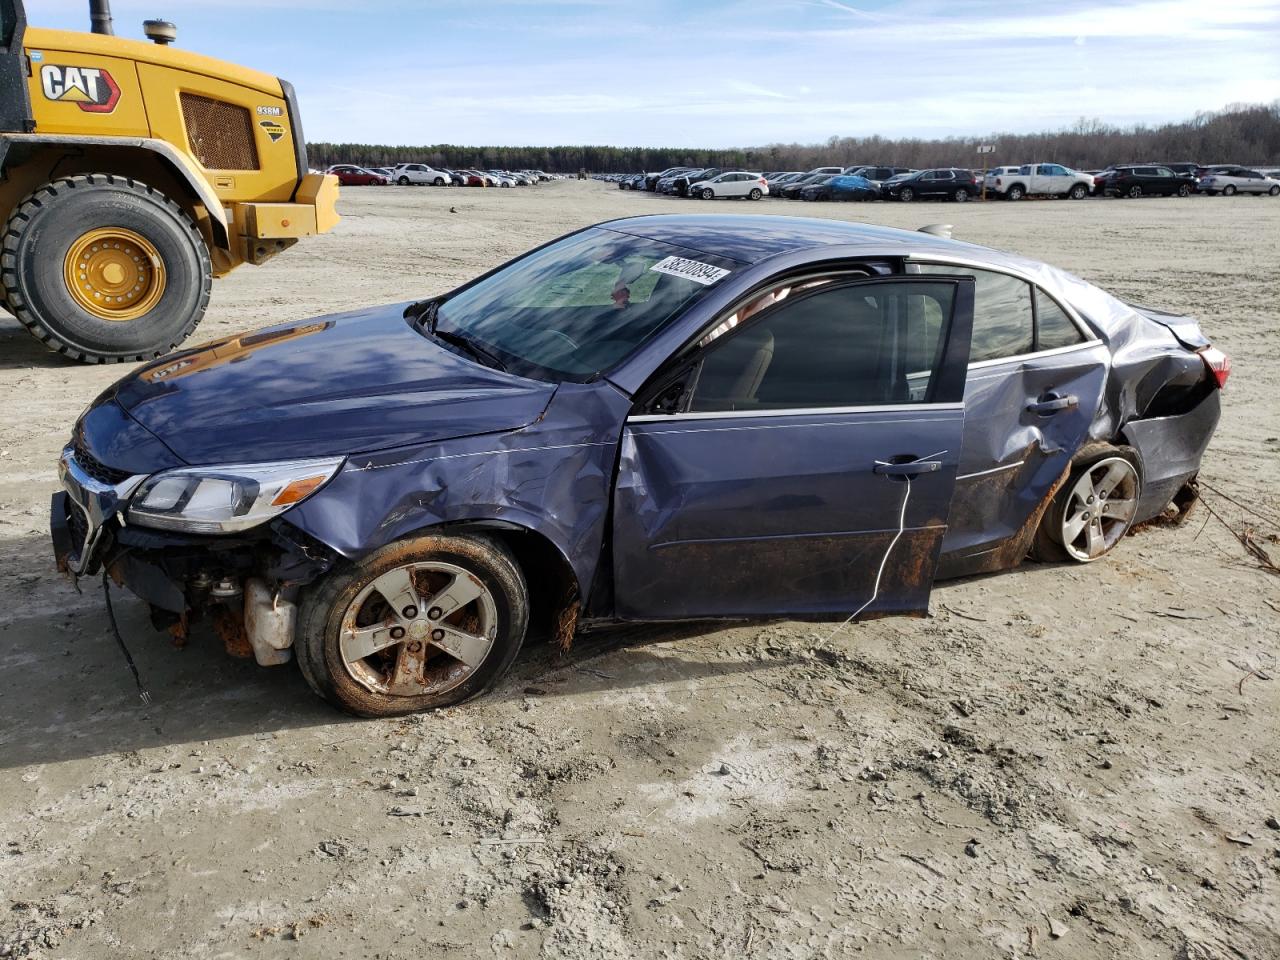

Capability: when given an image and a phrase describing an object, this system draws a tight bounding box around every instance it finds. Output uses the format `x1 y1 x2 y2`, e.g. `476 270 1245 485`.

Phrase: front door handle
1026 394 1078 415
874 459 942 477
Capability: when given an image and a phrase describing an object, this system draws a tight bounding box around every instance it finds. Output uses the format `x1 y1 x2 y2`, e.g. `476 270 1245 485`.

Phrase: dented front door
610 275 974 621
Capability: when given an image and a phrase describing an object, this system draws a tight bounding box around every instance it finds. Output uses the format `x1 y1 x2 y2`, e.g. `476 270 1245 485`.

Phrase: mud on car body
51 216 1228 717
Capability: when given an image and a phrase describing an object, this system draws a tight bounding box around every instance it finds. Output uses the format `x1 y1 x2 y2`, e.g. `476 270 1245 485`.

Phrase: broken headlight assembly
126 457 345 534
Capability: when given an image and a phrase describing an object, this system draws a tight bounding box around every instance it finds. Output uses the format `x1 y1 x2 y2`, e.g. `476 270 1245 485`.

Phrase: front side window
435 228 734 382
911 264 1033 362
687 280 956 412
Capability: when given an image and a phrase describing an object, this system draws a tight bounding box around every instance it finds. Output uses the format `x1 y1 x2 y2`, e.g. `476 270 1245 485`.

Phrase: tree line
309 102 1280 174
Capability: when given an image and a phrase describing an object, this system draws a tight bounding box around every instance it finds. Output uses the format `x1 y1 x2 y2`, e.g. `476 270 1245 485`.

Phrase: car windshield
431 228 737 382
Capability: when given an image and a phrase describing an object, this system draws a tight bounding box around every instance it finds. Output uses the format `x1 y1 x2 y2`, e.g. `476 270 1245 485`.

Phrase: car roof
599 214 975 265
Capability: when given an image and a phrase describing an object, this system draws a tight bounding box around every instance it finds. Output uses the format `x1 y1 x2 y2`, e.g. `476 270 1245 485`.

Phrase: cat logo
39 64 121 113
259 119 285 143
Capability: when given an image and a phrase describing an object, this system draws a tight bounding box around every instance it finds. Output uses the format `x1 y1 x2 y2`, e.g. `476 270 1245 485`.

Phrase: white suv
987 163 1093 200
390 163 450 186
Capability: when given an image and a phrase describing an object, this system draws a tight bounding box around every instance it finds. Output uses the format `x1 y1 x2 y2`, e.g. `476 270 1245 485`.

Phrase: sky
32 0 1280 147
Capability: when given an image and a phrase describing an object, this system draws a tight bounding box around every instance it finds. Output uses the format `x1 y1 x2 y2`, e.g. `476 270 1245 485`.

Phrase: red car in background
325 165 388 186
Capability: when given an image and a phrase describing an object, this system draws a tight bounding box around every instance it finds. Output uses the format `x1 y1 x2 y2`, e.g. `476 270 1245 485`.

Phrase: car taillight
759 177 767 184
1198 346 1231 389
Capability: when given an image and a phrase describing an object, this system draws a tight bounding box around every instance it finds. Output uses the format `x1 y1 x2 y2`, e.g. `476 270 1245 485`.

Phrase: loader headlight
128 457 344 534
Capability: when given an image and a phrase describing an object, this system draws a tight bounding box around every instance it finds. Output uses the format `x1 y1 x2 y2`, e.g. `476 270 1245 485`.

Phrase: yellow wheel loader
0 0 338 363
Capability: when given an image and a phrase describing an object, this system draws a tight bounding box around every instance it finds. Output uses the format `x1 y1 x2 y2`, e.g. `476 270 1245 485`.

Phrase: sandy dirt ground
1 182 1277 959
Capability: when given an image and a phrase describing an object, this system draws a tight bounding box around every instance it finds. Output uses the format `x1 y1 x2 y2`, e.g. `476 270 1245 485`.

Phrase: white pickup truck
985 163 1093 200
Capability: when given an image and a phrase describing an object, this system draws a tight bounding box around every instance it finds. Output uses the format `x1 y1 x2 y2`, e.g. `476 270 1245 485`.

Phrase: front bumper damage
51 447 336 667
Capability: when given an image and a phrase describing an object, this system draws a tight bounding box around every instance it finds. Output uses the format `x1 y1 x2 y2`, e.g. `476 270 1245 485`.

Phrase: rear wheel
953 188 970 202
297 533 529 717
1006 184 1025 201
1 175 211 363
749 188 763 200
398 176 410 185
1033 449 1141 564
1068 183 1088 200
1222 184 1236 196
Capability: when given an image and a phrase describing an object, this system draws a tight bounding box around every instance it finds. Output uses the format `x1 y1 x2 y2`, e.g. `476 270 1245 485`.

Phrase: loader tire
1 175 213 363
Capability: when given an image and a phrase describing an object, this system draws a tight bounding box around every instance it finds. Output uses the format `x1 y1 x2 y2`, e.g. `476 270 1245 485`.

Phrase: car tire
398 176 410 185
434 177 445 186
1 174 211 363
1222 185 1236 196
1269 185 1279 196
296 533 529 717
899 187 915 202
953 188 970 202
700 188 714 200
1069 183 1088 200
1006 184 1025 201
749 188 763 200
1127 185 1142 198
1176 183 1191 197
1031 446 1141 564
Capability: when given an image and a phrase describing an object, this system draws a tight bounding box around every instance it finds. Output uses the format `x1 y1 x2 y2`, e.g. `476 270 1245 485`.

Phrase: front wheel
1069 183 1088 200
1 174 211 363
1269 185 1279 196
899 187 915 202
1177 183 1192 197
434 177 445 186
749 188 763 201
297 534 529 717
1032 450 1141 564
700 188 714 200
1127 185 1143 198
1222 185 1236 196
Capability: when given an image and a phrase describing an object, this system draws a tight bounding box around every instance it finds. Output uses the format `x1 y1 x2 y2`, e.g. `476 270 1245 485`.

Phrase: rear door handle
874 459 942 477
1026 394 1078 414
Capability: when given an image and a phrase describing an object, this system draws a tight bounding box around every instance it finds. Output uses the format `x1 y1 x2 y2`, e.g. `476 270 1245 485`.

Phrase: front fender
284 382 633 602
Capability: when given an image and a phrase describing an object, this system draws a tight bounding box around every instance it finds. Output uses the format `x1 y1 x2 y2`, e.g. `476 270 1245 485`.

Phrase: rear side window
911 265 1033 362
689 281 957 411
1034 289 1085 350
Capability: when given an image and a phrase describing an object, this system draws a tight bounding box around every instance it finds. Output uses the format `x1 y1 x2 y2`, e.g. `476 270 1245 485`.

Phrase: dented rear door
611 275 974 620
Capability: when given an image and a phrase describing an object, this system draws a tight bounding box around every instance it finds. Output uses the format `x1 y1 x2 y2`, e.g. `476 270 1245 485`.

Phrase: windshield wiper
431 327 507 371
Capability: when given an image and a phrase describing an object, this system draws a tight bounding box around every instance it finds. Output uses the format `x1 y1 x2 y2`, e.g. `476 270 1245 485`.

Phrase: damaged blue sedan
52 216 1228 716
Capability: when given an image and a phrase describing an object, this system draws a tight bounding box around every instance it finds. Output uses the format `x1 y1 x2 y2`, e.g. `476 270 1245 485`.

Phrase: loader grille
180 94 260 171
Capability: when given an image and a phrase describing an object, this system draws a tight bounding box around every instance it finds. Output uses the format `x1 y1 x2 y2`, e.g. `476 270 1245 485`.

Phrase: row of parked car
324 164 559 187
605 161 1280 203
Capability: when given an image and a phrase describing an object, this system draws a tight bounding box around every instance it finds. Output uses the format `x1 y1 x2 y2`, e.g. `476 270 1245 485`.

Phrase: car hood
112 303 556 465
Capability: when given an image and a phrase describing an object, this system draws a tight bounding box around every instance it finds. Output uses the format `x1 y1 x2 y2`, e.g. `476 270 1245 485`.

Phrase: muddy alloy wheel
1035 453 1141 563
297 534 528 716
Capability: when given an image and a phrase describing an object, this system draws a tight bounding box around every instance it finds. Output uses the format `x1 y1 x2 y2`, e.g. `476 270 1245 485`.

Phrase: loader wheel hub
64 228 166 322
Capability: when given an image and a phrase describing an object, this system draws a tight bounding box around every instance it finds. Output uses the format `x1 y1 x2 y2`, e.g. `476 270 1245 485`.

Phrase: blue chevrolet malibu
53 216 1227 716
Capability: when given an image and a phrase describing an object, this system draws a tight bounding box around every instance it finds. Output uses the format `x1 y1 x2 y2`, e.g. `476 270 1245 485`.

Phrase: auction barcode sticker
649 256 731 286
